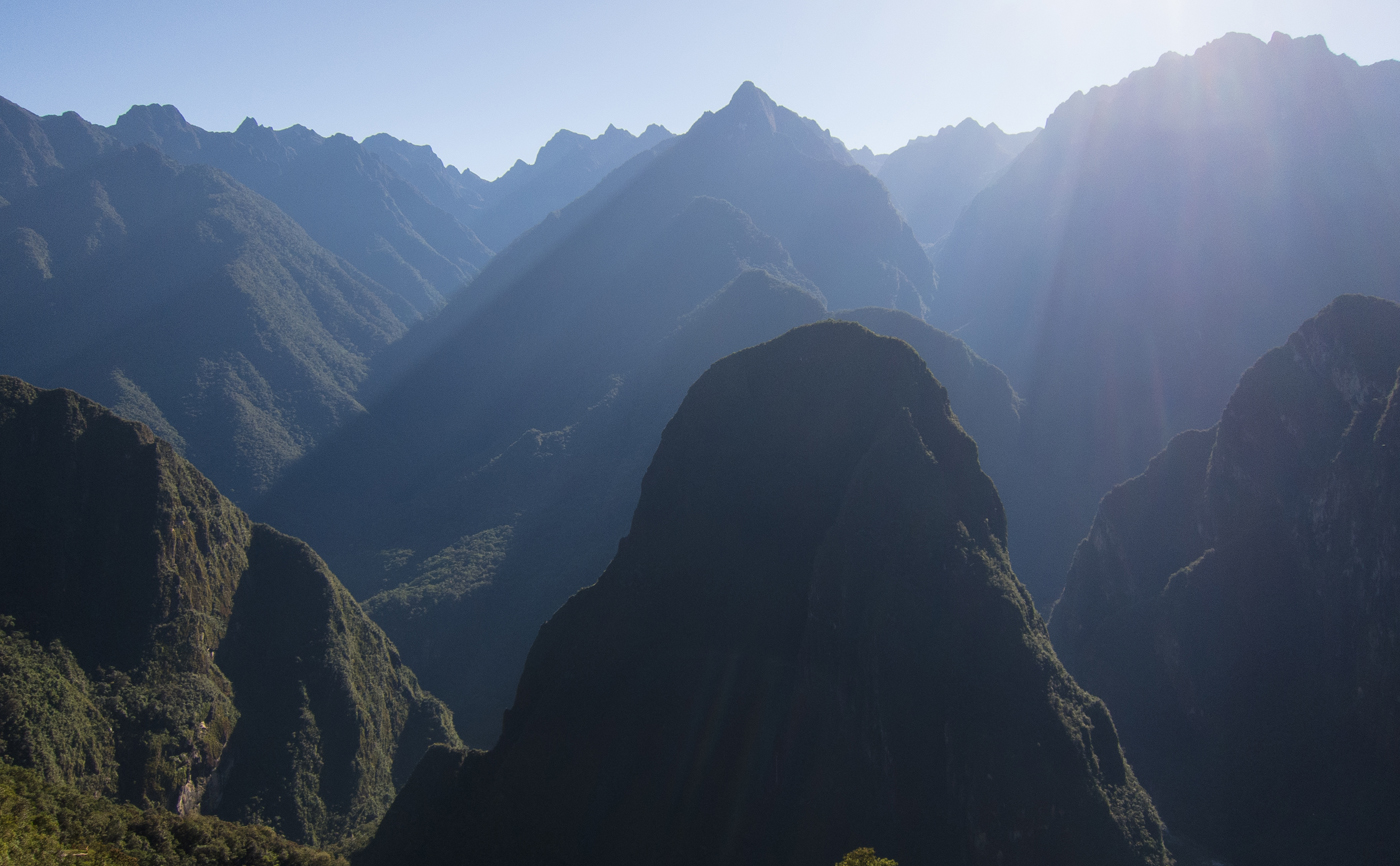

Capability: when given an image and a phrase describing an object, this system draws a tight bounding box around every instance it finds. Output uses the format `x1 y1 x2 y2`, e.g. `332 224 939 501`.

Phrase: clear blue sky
2 0 1397 180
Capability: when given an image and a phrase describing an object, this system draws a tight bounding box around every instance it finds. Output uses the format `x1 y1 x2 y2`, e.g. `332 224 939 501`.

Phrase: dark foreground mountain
0 136 408 500
110 103 493 318
359 321 1168 866
877 118 1037 245
933 32 1400 602
263 85 987 744
0 376 458 845
0 762 344 865
1049 295 1400 865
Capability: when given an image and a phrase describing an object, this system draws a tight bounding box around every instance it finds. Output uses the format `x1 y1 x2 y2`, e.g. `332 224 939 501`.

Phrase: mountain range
109 104 493 320
260 82 999 745
3 25 1399 866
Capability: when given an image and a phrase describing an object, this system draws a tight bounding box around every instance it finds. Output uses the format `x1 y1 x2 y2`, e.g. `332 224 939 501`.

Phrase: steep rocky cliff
0 376 458 845
1051 294 1400 864
361 322 1167 866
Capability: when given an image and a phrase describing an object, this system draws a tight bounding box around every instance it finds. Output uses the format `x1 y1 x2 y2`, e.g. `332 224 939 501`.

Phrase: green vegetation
0 117 409 500
0 377 459 846
0 761 344 865
0 619 116 797
835 849 897 866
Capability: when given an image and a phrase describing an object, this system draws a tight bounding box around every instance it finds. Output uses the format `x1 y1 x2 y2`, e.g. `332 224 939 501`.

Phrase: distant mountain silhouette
262 84 982 744
932 32 1400 602
362 124 674 254
877 118 1037 245
1049 295 1400 865
0 376 457 846
848 144 888 174
0 129 411 500
360 132 492 223
359 321 1168 866
111 104 493 318
464 123 674 251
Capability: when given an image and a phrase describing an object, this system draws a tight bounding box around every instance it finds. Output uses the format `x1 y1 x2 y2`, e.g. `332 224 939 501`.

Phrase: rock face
876 118 1037 245
359 321 1168 866
932 32 1400 602
0 376 458 845
1050 295 1400 865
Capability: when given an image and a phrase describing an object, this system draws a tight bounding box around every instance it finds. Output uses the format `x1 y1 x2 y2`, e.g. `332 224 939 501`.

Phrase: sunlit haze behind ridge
3 0 1397 180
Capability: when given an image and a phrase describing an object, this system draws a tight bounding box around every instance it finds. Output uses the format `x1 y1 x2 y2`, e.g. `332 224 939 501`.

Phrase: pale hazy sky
3 0 1397 179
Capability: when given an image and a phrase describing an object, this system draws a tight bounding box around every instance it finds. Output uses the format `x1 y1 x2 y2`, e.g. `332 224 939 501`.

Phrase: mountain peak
723 80 779 132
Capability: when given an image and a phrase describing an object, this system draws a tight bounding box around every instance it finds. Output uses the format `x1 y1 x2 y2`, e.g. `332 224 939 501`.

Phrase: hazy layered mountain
359 322 1167 866
0 376 458 846
0 96 122 203
460 123 675 251
932 32 1400 602
877 118 1037 245
0 135 408 499
362 124 674 253
111 104 493 318
1049 296 1400 865
848 144 887 174
359 133 491 223
262 84 973 744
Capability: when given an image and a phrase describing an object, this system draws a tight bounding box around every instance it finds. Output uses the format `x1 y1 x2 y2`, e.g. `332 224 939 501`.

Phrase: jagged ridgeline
0 376 459 846
1050 295 1400 864
110 104 494 318
876 118 1038 245
360 322 1168 866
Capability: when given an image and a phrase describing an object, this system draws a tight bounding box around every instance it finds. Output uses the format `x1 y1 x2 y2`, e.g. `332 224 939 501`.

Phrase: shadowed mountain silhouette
1050 295 1400 865
932 32 1400 604
357 321 1168 866
0 376 458 846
